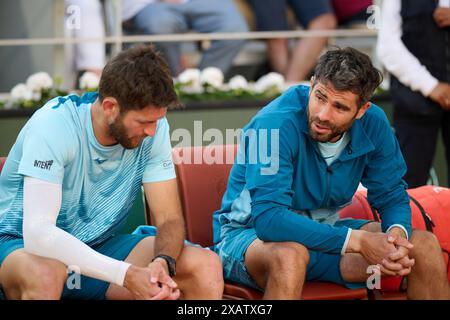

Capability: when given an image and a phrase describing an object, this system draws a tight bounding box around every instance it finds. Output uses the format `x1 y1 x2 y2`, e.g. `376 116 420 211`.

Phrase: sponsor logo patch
34 160 54 170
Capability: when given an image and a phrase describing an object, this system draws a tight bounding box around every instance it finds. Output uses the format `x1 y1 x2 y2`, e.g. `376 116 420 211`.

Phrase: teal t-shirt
0 93 176 246
317 132 350 166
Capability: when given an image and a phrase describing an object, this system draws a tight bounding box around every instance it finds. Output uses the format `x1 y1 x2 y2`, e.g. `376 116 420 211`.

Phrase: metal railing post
53 0 66 80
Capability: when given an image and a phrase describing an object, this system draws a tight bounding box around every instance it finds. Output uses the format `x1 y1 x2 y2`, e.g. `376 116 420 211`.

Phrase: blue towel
131 225 208 249
132 225 158 236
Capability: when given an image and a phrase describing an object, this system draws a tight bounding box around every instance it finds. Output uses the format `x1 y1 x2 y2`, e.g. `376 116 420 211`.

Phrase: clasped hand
362 232 414 277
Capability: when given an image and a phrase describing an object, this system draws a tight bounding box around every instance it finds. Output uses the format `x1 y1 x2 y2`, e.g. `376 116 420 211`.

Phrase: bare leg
171 246 224 299
244 240 309 299
105 237 224 300
0 249 67 300
266 38 289 75
341 222 450 299
285 13 337 82
407 230 450 299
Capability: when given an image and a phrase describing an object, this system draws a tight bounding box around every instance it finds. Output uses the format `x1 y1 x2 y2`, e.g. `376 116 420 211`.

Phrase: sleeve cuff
422 76 439 97
341 228 352 256
386 224 409 240
115 261 132 287
18 165 64 185
142 172 177 184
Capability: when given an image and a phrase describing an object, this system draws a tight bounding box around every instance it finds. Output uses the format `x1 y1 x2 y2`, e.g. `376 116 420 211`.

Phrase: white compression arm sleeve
23 177 131 286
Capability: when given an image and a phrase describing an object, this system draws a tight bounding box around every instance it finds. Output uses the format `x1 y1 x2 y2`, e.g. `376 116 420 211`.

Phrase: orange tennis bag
340 186 450 291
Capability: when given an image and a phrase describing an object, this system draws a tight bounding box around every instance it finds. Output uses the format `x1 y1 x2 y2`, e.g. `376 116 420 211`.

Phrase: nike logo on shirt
94 158 107 164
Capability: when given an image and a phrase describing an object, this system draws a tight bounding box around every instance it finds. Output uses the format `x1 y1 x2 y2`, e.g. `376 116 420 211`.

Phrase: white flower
200 67 224 89
79 71 100 90
254 72 285 93
26 72 53 92
228 75 248 90
178 68 201 87
10 83 33 102
32 91 42 101
177 68 203 94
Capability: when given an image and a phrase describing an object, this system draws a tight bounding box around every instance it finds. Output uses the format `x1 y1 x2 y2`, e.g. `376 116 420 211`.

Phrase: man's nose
144 123 157 137
317 104 332 122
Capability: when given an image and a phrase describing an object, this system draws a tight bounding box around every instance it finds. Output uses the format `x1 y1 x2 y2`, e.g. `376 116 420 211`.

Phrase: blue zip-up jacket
212 85 411 254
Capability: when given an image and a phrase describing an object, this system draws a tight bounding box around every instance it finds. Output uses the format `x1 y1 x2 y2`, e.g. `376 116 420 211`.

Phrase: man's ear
101 97 119 121
355 102 371 119
309 76 315 95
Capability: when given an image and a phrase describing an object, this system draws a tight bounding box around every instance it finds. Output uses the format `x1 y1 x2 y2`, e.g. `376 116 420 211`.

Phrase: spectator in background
122 0 249 76
377 0 450 188
247 0 337 82
65 0 105 86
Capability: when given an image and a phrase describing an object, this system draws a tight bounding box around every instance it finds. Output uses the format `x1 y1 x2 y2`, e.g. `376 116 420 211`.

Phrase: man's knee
6 259 67 300
23 261 67 300
178 247 224 291
207 0 249 33
268 242 310 271
410 230 441 258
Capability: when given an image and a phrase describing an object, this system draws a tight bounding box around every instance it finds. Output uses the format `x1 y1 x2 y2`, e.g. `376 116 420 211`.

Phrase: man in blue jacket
213 47 450 299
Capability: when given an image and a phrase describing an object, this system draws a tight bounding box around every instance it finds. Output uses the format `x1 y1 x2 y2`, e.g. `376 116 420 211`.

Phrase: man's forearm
253 205 350 255
346 229 365 253
24 222 131 286
23 176 130 286
154 218 186 261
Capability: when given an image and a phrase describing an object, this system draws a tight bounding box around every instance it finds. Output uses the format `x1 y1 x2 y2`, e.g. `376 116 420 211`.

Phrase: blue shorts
214 218 372 292
247 0 334 30
0 232 153 300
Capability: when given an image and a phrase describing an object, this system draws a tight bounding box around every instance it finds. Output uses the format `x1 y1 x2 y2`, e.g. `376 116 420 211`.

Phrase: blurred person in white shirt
377 0 450 188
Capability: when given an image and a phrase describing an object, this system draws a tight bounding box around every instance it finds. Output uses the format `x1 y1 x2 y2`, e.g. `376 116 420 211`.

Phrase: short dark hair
99 44 179 112
313 47 383 107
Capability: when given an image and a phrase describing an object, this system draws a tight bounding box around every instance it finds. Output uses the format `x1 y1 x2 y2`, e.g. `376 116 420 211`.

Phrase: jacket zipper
311 139 353 208
323 144 352 207
324 165 332 207
310 141 332 207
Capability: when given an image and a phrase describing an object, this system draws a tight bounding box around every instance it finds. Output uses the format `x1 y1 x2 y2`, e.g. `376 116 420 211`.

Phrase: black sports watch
152 254 176 277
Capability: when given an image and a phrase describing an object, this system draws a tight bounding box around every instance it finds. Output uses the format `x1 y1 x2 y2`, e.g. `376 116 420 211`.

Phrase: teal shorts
0 233 152 300
214 218 372 292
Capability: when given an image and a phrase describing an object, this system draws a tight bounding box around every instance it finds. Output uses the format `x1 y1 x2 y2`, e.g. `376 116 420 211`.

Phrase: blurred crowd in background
65 0 374 84
63 0 450 197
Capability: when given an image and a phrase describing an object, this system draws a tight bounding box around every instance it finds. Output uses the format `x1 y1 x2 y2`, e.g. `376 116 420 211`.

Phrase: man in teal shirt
213 47 450 299
0 45 223 300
